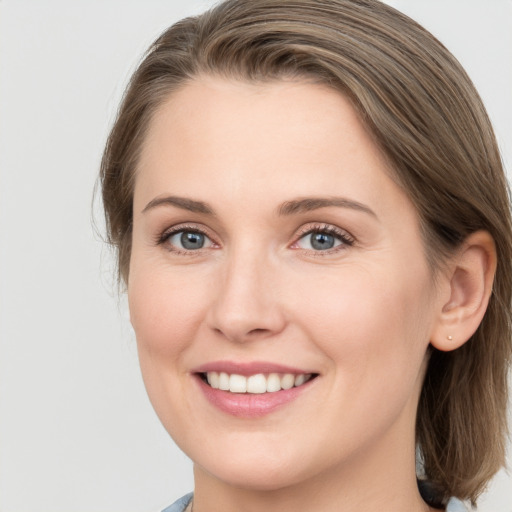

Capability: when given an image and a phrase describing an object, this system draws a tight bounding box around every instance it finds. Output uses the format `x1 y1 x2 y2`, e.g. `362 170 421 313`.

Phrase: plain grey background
0 1 511 511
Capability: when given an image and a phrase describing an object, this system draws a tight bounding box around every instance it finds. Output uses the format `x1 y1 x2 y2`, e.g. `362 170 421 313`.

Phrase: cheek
295 261 434 390
299 265 434 445
127 264 211 436
128 264 208 357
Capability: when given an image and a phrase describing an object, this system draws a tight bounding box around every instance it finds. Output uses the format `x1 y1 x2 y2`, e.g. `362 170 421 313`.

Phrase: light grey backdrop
0 1 510 511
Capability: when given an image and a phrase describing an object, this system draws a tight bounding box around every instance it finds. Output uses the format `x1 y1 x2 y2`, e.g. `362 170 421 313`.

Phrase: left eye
167 230 214 250
296 231 344 251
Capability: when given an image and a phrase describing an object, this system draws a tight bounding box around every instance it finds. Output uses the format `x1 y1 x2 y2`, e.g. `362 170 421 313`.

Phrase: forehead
134 76 411 220
140 77 377 165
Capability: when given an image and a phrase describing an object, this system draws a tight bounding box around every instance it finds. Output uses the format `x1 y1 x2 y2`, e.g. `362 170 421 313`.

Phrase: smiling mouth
199 372 318 394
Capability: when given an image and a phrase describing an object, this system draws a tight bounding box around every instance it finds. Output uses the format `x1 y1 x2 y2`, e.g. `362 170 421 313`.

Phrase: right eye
163 229 215 252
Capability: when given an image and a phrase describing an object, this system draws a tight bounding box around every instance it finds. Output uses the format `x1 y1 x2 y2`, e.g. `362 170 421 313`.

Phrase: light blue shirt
162 493 469 511
162 493 193 512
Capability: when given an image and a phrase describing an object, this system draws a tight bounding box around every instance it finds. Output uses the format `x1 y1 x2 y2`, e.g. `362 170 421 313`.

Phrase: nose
206 248 287 343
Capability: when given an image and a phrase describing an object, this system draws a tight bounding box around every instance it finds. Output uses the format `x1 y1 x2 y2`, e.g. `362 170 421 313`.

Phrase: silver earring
447 335 453 341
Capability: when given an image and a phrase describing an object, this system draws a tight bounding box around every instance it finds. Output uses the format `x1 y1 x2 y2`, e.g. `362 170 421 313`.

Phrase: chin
193 447 313 492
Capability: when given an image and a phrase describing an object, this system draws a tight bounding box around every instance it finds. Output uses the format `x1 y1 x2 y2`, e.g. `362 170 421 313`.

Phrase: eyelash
156 224 216 255
291 223 355 255
156 222 355 255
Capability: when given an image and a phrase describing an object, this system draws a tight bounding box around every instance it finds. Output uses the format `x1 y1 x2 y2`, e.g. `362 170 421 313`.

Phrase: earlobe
430 231 496 352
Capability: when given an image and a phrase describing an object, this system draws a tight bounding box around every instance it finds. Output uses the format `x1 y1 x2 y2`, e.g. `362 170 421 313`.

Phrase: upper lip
192 360 316 376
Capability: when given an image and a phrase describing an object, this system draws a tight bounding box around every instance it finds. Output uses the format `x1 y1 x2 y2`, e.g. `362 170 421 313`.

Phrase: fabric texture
446 497 470 511
161 493 469 511
161 492 193 512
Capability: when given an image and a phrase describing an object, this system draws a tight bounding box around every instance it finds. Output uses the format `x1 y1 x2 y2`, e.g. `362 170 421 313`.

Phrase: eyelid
290 223 355 252
154 221 354 255
156 222 220 252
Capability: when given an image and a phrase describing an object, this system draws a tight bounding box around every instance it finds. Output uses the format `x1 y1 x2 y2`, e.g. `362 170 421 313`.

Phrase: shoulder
161 492 193 512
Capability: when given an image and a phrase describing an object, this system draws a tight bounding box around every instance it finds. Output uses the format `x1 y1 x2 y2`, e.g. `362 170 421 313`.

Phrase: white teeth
281 373 295 390
229 374 247 393
207 371 220 389
294 374 306 386
219 372 230 391
247 374 267 394
266 373 281 392
204 371 313 393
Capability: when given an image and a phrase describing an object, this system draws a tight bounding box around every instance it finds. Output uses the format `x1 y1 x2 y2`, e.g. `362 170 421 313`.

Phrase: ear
430 231 497 352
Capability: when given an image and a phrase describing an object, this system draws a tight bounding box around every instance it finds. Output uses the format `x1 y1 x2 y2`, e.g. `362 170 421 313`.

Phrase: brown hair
100 0 512 506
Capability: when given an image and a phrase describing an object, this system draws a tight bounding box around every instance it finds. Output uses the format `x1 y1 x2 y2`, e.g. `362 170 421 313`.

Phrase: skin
128 77 460 512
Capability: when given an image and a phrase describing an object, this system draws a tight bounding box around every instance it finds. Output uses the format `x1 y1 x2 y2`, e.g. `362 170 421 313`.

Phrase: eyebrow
142 196 214 215
278 197 377 218
141 195 376 218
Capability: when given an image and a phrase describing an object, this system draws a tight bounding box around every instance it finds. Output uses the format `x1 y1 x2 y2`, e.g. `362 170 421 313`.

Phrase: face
129 77 443 492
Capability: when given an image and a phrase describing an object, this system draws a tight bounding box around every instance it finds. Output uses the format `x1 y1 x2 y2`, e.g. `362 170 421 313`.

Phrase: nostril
248 328 270 336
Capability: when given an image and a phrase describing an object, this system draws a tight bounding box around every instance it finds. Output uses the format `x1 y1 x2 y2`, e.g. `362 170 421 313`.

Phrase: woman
100 0 512 510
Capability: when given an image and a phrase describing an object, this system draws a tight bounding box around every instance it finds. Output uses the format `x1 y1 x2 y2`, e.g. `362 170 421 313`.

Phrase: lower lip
195 375 315 418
